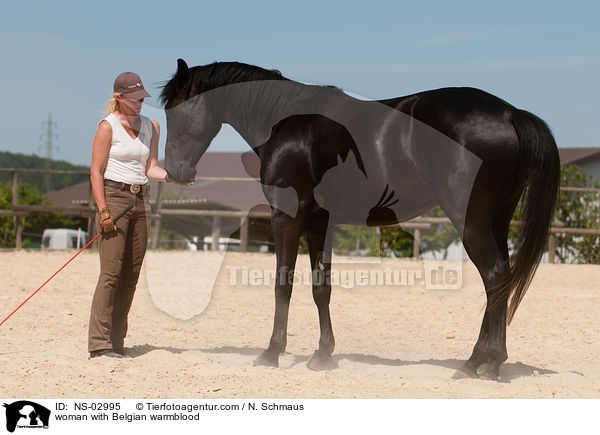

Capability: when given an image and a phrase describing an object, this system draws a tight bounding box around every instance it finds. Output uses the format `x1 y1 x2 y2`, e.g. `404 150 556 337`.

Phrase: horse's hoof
479 362 503 382
479 371 501 382
479 372 501 382
253 350 279 368
455 360 480 379
307 351 338 371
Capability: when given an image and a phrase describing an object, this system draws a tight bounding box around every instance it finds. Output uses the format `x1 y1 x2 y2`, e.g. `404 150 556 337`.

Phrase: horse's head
161 59 222 184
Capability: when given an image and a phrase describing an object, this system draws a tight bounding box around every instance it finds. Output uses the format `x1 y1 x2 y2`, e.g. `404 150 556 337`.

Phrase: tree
378 206 460 258
0 181 83 248
552 164 600 263
332 226 381 256
0 151 89 192
379 226 414 258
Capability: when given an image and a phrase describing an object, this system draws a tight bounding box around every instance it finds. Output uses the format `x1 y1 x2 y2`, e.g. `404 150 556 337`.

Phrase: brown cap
113 72 151 100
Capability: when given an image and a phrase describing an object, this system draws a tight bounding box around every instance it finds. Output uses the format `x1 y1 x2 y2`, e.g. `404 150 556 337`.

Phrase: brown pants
88 185 150 352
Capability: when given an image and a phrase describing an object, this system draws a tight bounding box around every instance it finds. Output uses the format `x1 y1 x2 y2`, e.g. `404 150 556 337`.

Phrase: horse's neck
216 80 314 150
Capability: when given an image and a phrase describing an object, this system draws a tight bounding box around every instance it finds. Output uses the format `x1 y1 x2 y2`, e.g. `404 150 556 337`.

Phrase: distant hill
0 151 89 193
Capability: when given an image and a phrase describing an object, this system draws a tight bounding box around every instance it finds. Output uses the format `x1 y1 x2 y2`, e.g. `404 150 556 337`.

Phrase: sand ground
1 250 599 398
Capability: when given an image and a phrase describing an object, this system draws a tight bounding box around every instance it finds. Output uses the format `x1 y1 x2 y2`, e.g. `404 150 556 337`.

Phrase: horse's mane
160 62 289 107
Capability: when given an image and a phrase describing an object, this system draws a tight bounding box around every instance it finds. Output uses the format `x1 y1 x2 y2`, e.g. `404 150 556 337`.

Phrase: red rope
0 232 101 327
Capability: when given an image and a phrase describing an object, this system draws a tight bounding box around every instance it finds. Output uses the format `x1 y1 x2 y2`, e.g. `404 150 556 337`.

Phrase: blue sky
1 0 599 165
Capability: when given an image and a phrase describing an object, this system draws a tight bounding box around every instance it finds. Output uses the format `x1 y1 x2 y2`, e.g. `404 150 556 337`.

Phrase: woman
88 72 171 358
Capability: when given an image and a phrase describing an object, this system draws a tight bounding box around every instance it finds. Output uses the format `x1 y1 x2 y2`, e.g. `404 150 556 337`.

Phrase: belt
104 179 147 195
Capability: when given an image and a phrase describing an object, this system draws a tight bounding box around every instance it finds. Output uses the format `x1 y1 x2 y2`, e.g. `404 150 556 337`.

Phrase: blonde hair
103 92 121 115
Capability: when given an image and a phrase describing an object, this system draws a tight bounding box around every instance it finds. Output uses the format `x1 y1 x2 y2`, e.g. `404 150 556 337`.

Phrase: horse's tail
504 109 560 323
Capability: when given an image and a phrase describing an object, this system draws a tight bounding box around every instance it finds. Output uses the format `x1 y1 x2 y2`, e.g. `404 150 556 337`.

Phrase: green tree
332 226 381 256
552 164 600 263
379 226 414 258
0 151 89 193
0 181 83 248
378 206 460 259
508 163 600 264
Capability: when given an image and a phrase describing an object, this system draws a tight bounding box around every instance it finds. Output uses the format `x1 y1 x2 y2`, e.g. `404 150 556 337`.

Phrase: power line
39 112 59 194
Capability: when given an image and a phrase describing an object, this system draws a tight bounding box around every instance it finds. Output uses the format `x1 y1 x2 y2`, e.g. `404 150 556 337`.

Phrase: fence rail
1 167 599 260
0 168 90 175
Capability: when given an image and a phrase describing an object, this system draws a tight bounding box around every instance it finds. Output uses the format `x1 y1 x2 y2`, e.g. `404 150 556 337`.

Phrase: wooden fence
2 168 600 262
1 168 94 249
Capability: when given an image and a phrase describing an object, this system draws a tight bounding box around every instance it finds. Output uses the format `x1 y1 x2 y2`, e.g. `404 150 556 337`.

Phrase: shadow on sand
125 344 570 383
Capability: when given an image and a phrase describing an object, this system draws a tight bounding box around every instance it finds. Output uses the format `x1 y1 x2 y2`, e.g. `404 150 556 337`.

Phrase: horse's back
260 87 524 228
377 87 524 229
381 87 519 154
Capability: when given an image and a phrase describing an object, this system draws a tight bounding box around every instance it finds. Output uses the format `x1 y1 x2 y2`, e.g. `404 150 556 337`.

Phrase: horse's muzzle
165 162 196 185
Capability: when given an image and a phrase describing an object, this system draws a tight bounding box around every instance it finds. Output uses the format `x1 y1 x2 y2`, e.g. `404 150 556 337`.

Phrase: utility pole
39 112 59 194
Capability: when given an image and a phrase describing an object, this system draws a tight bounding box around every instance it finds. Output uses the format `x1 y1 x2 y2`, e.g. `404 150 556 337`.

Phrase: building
558 147 600 180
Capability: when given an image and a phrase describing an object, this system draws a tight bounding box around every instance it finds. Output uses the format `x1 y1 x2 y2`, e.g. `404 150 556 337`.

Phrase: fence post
211 216 221 251
11 170 19 207
87 179 97 246
240 216 249 252
151 182 164 249
12 171 22 250
548 234 555 264
13 216 22 250
413 229 421 259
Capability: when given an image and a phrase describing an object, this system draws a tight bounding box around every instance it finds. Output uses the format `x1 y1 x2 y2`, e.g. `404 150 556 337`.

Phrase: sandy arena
1 250 599 398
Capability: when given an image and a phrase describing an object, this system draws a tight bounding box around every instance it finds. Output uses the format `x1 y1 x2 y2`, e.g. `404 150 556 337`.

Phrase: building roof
46 182 90 207
558 147 600 165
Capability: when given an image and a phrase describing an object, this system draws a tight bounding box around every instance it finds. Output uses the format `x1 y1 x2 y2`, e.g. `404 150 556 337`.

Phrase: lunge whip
0 204 134 327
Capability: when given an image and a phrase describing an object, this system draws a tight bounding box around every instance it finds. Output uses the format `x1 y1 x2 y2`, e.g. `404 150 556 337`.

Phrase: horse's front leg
305 214 338 371
254 209 303 368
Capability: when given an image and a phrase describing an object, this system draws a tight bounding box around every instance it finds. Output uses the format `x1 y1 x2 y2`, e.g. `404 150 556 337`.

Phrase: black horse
161 59 560 380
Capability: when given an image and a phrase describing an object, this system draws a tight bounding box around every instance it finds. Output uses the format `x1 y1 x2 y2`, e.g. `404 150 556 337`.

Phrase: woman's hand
99 207 116 233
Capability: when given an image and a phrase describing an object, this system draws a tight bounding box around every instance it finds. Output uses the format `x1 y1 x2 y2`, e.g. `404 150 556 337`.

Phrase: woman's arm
90 121 112 210
146 119 168 181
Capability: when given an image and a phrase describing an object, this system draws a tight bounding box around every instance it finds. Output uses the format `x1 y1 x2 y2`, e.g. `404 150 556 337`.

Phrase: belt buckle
130 184 141 194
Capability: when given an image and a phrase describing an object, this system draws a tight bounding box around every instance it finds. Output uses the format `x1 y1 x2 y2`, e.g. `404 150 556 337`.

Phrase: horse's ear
175 58 190 88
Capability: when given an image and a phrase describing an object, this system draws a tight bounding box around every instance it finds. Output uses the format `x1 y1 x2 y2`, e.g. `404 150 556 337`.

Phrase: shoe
90 349 123 359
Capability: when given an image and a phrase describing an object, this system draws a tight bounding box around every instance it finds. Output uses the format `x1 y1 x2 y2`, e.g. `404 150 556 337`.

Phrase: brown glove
99 207 116 233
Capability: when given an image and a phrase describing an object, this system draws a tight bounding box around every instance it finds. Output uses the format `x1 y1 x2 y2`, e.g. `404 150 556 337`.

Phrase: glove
99 207 116 233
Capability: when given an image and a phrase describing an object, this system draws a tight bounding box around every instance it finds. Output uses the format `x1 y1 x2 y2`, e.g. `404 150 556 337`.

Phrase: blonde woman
88 72 170 358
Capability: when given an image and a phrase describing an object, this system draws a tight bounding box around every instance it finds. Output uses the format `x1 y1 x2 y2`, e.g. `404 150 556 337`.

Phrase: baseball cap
113 72 151 99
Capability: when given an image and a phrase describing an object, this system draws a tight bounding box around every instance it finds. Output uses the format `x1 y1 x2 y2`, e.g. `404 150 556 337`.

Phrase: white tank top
101 113 151 185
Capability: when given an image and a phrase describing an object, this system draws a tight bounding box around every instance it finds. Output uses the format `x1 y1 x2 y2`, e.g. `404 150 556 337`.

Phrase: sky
0 0 599 166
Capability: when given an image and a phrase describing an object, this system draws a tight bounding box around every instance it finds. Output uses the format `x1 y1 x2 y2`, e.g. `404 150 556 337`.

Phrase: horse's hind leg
459 218 512 381
305 210 338 370
254 209 304 368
